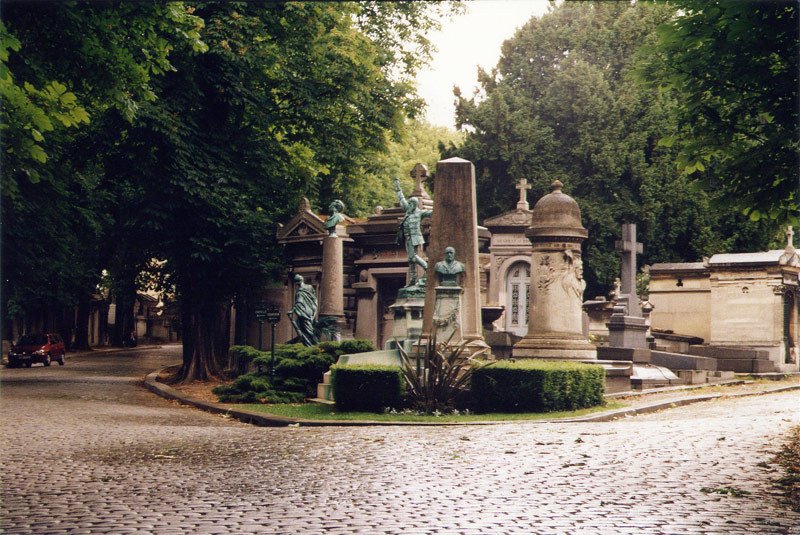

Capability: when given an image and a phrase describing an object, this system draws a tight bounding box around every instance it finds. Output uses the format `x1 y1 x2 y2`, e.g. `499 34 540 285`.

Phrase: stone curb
144 369 800 428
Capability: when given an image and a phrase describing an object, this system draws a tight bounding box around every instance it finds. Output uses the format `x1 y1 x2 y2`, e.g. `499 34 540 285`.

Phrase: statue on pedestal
324 200 345 237
394 178 432 286
434 246 465 287
433 246 465 341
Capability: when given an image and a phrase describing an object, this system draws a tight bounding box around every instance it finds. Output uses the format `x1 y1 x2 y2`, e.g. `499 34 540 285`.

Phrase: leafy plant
397 332 491 414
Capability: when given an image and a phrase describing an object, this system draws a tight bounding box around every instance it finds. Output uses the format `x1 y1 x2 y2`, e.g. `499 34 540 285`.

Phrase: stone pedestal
319 231 345 338
389 288 425 353
513 181 595 360
433 285 463 342
421 157 486 347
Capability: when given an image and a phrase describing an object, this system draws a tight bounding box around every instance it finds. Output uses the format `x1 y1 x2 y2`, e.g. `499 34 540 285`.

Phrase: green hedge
217 339 376 403
471 360 605 413
331 364 404 412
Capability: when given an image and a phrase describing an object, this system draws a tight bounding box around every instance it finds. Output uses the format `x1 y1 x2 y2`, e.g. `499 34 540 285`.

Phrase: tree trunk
178 301 226 383
73 298 92 350
111 285 136 347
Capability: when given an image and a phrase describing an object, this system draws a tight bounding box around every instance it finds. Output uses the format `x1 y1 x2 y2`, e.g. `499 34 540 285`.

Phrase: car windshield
17 333 46 345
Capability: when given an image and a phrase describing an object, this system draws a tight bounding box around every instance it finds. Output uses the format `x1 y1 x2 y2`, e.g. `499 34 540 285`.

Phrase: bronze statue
287 274 318 346
324 200 345 237
434 246 465 287
394 178 432 285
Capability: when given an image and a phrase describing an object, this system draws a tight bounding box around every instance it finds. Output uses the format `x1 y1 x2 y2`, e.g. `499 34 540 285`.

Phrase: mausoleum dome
527 180 588 239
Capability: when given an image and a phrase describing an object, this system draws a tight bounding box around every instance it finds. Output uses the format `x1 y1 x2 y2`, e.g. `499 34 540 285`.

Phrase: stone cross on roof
516 178 532 210
615 223 643 316
787 226 795 251
410 163 431 199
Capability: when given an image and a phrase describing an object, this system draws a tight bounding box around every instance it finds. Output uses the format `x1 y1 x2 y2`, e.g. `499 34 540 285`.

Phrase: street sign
254 308 269 322
265 307 281 325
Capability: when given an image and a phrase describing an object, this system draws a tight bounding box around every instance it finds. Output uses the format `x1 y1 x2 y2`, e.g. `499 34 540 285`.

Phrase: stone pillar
513 180 595 359
319 232 345 337
421 157 485 346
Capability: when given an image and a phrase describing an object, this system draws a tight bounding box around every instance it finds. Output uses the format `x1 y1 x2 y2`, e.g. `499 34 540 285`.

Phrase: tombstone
597 223 651 363
512 180 595 359
421 157 486 348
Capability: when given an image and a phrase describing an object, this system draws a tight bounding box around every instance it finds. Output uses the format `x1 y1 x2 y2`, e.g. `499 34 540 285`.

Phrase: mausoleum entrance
505 261 530 336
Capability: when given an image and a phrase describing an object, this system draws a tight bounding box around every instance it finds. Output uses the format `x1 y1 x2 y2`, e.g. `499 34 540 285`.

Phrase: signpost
265 306 281 380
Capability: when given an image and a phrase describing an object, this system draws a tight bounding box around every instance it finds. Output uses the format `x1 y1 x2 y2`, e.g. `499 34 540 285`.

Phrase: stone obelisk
421 157 485 347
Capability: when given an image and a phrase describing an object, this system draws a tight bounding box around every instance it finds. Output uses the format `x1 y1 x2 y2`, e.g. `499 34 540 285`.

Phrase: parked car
7 333 66 367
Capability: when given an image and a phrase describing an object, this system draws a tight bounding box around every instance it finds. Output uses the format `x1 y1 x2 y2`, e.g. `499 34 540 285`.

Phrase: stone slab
337 349 402 367
688 345 771 360
597 346 651 363
650 351 717 371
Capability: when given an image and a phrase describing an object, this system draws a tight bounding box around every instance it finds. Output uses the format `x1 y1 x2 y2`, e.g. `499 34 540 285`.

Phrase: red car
7 333 66 367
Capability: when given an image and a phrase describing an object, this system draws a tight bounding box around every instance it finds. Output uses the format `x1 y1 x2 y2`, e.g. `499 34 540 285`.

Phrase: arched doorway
505 262 530 337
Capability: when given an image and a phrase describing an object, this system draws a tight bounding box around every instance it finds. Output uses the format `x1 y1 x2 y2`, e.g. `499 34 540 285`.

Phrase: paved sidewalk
1 346 799 534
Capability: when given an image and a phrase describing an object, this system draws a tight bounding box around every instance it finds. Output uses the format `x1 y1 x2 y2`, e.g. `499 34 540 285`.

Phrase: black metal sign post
254 305 270 353
265 306 281 380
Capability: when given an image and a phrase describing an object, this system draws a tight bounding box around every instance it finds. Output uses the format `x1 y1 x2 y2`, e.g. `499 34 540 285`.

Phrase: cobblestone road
1 345 798 534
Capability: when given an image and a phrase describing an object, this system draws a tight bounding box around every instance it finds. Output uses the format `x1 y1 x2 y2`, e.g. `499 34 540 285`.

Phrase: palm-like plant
397 332 491 413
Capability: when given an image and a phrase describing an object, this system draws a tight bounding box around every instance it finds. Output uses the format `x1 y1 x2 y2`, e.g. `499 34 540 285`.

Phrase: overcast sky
416 0 551 129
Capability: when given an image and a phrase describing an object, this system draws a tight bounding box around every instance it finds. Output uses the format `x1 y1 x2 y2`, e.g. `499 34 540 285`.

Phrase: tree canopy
452 1 779 296
643 0 798 225
1 1 458 380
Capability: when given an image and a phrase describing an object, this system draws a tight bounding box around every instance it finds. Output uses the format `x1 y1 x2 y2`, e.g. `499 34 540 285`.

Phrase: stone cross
410 163 430 198
787 226 795 249
615 223 643 316
516 178 532 210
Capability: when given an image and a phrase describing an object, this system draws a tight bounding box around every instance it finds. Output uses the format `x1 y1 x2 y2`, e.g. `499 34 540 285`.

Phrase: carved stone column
513 181 596 359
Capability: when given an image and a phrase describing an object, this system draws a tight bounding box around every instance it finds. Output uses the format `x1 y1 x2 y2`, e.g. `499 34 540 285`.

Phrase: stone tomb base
513 332 597 360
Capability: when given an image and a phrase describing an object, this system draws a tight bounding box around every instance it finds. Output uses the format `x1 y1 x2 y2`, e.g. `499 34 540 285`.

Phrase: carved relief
537 255 556 292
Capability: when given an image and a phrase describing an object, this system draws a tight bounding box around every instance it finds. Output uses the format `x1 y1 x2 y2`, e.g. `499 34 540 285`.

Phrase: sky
416 0 552 129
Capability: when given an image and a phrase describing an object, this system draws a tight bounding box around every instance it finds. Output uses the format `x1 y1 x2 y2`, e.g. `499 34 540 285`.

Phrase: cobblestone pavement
1 346 799 534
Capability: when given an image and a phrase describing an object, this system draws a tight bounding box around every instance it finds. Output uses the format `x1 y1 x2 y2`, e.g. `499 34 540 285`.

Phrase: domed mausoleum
512 180 597 359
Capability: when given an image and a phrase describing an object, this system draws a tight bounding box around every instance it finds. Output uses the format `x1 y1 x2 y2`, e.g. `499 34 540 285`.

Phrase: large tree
98 1 455 381
644 0 798 225
452 1 777 296
1 2 205 343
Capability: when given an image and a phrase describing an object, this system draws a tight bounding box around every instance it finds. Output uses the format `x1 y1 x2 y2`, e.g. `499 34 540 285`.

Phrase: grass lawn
235 401 627 422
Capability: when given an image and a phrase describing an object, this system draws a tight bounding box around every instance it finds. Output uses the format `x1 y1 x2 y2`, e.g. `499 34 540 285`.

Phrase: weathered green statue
324 199 345 237
287 274 318 346
434 246 466 287
394 178 432 285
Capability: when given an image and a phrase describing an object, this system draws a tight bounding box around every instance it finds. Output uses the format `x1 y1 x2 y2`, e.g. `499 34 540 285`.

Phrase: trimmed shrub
216 340 378 403
471 360 605 413
331 364 404 412
212 374 305 404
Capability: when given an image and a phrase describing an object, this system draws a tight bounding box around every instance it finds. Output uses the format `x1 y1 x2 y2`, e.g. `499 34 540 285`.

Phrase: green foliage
221 340 376 401
471 359 605 413
212 373 305 404
452 1 777 297
330 364 404 413
643 1 798 225
398 334 491 414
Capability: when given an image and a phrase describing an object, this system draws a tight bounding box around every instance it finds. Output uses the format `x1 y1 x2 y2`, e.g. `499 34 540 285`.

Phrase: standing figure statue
287 274 319 346
434 246 466 287
394 178 433 286
324 199 346 237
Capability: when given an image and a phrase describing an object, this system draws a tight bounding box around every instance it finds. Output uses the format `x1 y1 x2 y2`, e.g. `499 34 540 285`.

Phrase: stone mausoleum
270 164 535 350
